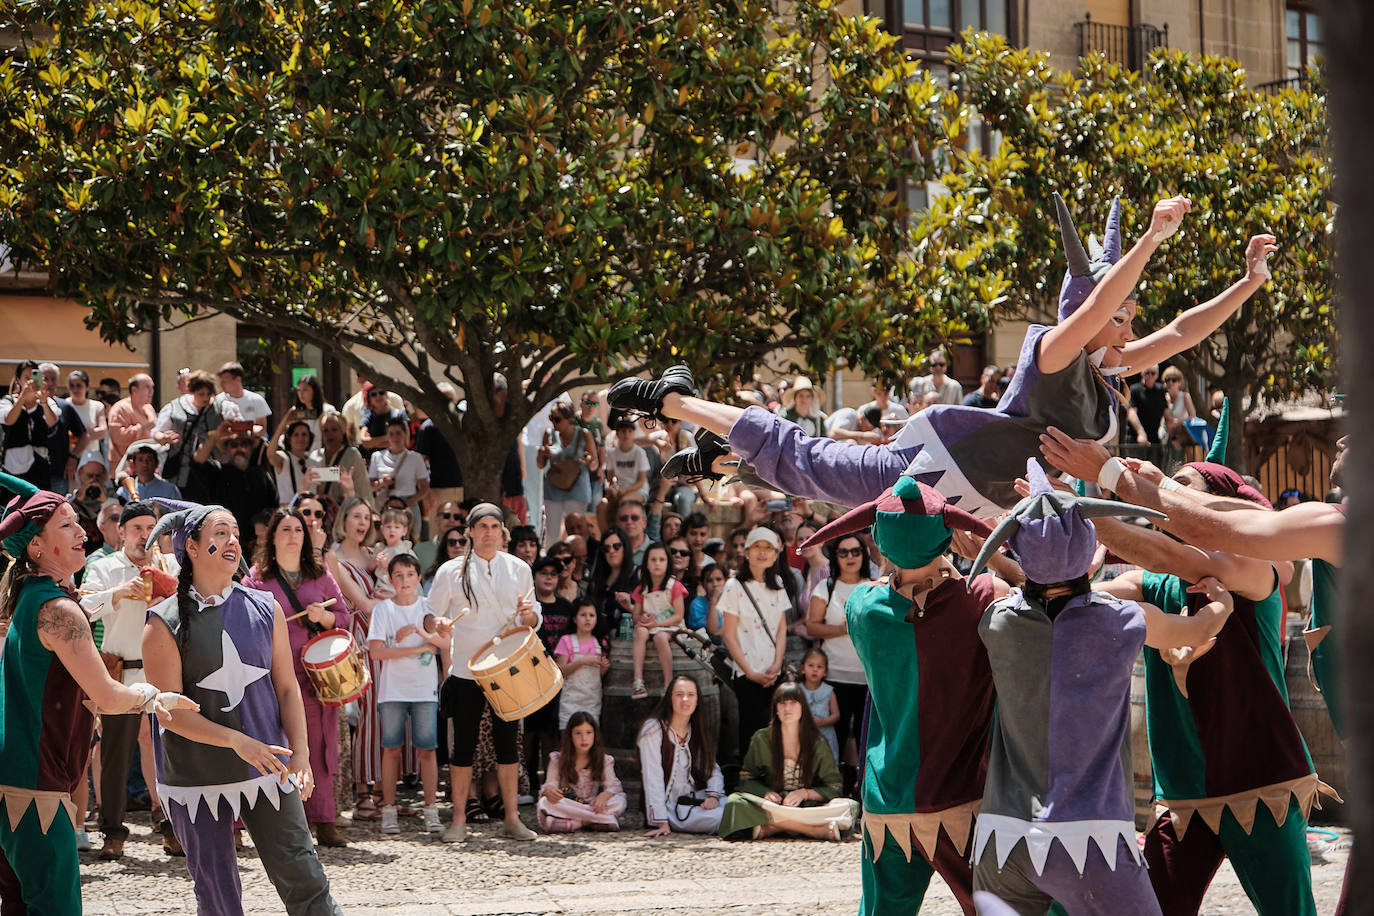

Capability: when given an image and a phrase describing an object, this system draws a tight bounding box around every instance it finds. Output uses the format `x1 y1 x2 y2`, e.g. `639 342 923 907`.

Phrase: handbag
546 428 583 491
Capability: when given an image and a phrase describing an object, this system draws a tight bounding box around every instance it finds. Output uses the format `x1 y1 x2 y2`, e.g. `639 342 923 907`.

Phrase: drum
301 628 372 707
468 626 563 722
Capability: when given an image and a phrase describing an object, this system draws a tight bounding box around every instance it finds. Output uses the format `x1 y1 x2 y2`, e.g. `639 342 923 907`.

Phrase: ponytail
174 554 196 649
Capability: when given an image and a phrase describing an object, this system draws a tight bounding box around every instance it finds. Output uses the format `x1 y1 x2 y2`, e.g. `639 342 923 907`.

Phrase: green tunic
718 729 846 837
1308 557 1343 738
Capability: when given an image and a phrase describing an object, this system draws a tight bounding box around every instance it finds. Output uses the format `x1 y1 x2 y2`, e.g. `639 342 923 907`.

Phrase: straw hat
781 376 819 411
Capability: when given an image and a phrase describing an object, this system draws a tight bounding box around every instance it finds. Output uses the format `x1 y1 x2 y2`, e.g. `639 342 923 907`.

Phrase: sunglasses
299 508 325 520
1164 378 1181 383
551 556 574 567
669 548 691 557
618 514 643 523
439 512 465 521
603 541 624 551
836 547 865 559
445 536 468 548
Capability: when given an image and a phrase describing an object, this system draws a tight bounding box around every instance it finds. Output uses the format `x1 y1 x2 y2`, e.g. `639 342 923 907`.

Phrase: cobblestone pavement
78 804 1350 915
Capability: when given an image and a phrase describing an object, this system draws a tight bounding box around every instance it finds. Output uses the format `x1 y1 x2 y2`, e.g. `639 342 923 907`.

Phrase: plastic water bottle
617 614 632 641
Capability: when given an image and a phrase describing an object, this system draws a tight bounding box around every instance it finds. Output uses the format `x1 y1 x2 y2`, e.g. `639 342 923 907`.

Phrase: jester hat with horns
799 475 991 570
0 472 69 558
1055 192 1134 322
145 497 230 562
968 459 1167 585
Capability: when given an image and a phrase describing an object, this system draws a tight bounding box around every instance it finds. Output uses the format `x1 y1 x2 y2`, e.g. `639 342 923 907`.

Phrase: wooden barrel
1129 656 1155 831
602 637 722 767
1285 634 1347 824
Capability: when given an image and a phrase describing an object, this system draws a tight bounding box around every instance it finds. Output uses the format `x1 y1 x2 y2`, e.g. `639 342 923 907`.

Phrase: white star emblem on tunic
197 630 272 712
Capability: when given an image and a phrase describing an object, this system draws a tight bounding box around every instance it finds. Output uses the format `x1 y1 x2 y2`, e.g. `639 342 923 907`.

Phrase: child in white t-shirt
606 420 650 501
366 554 446 834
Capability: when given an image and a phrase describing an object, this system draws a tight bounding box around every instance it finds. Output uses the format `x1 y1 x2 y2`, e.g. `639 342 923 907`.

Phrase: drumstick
285 598 337 622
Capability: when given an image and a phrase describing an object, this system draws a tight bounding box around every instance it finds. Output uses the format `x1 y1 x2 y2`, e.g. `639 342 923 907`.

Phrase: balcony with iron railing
1075 13 1169 71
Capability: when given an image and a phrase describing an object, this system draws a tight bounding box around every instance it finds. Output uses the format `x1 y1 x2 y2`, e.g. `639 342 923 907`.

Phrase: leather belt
121 660 143 670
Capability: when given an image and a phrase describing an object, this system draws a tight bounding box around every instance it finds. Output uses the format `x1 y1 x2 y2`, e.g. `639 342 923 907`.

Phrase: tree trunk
1218 352 1249 475
1328 1 1373 909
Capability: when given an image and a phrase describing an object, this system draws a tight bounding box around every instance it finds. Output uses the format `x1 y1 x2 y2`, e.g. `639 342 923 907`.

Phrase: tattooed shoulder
36 599 91 644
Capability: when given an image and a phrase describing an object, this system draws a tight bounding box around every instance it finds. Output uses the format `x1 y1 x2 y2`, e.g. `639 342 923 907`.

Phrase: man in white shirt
215 361 272 430
909 347 964 406
427 502 539 843
80 503 181 859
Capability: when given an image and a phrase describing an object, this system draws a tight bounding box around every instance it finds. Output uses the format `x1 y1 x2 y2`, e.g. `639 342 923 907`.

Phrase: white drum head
304 632 353 666
470 630 530 672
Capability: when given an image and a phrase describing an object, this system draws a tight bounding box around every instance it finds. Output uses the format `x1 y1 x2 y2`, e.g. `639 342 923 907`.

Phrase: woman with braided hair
0 472 194 912
141 499 341 915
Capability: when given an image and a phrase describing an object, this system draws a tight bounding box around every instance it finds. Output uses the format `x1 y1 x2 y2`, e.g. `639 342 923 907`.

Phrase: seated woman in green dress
718 681 857 841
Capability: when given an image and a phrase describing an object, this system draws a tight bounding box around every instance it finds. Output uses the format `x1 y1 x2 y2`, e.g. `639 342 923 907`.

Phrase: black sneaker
607 365 694 425
663 428 731 483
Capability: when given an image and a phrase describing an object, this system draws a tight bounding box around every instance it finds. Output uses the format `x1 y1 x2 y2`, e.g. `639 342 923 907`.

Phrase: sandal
465 798 490 824
608 365 695 427
353 797 380 821
631 679 648 700
662 428 731 483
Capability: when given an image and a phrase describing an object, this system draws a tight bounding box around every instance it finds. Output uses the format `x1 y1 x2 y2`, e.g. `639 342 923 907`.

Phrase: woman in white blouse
804 533 874 796
637 676 724 836
718 526 792 757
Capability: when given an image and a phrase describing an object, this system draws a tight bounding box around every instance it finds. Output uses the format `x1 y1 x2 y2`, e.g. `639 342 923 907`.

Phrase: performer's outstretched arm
1038 196 1191 374
1125 234 1277 369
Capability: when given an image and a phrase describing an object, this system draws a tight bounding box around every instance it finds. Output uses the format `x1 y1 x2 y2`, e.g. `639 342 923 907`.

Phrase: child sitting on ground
537 713 627 833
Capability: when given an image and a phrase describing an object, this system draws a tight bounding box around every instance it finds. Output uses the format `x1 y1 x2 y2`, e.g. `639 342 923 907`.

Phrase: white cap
744 527 782 550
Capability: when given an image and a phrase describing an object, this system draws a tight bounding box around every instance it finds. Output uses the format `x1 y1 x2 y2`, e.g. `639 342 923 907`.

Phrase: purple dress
242 568 350 823
729 325 1120 518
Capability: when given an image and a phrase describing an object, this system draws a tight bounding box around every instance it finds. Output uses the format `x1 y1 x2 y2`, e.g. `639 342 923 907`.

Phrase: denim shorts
378 700 439 750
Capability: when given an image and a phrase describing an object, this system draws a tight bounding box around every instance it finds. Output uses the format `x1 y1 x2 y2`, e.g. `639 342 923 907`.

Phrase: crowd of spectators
11 348 1303 854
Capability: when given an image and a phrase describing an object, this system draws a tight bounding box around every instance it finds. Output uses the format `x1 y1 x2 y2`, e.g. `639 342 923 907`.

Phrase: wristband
128 682 159 713
1097 457 1127 493
1160 477 1184 492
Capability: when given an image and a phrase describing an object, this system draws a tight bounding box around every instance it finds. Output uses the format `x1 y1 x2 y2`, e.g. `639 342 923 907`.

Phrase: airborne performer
609 195 1275 517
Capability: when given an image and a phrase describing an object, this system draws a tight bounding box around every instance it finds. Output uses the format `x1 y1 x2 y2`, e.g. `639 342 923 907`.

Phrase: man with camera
80 502 180 859
68 456 113 555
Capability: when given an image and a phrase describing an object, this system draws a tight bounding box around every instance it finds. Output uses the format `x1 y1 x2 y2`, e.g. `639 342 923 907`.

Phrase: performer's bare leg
658 393 743 437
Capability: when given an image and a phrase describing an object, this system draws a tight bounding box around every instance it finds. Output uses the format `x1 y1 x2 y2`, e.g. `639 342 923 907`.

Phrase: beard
229 454 251 471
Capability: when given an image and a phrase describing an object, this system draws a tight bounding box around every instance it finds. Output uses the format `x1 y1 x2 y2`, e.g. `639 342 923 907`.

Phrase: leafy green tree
943 33 1333 470
0 0 1006 500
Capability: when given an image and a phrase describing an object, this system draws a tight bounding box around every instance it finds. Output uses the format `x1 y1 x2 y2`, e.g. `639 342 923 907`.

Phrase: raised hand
1149 195 1192 244
1245 234 1279 281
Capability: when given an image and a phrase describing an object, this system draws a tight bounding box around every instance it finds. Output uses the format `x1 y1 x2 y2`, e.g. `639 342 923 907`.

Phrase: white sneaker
423 805 443 834
75 829 92 851
380 805 399 835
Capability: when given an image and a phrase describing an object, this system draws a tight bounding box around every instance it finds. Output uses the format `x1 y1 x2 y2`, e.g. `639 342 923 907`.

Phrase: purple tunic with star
149 585 288 798
729 325 1119 517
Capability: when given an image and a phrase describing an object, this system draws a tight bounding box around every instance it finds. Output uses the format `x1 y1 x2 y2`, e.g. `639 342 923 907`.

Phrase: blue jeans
378 700 439 750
